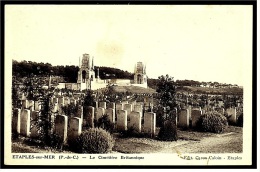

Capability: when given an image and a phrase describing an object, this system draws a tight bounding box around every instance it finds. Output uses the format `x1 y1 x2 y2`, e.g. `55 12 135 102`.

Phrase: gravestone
53 98 58 104
178 109 189 129
191 109 202 128
54 115 68 143
83 106 94 128
22 100 29 109
116 103 124 111
226 108 237 124
68 117 82 141
134 105 143 114
50 114 56 134
34 101 41 111
169 108 178 126
75 106 83 119
28 100 34 111
93 101 99 109
52 103 58 113
129 112 142 132
144 112 156 136
107 102 115 109
106 108 115 123
121 101 128 105
188 105 192 121
117 110 127 131
136 102 143 106
99 102 106 109
123 104 132 120
30 111 40 138
129 100 136 106
64 97 70 105
96 107 105 120
58 97 64 105
20 109 31 136
12 108 21 134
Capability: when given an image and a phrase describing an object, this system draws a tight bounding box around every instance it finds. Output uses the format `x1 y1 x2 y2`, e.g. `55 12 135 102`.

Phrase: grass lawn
11 126 242 154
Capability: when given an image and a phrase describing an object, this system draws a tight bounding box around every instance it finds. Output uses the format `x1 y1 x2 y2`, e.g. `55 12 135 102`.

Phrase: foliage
47 133 65 150
156 74 177 114
94 66 134 80
157 120 178 141
12 76 21 109
75 128 115 153
61 103 80 118
95 114 115 133
237 114 243 127
196 111 228 133
83 90 95 107
12 60 135 83
119 126 145 138
103 84 118 102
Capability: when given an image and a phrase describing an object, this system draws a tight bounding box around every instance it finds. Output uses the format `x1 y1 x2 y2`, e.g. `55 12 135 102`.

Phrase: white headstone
105 108 115 123
96 107 105 120
129 111 142 132
144 112 156 136
117 110 127 131
12 108 21 133
54 115 68 143
191 109 202 128
20 109 31 136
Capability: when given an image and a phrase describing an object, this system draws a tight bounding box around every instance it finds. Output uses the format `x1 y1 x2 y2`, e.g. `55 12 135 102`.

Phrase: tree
156 74 178 141
156 74 177 114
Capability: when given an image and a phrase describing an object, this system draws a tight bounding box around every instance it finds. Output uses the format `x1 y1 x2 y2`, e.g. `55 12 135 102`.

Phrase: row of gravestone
12 107 157 143
18 99 237 132
20 98 148 118
179 107 237 128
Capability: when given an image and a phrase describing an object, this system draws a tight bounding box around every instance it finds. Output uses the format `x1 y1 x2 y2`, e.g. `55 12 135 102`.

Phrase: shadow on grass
113 139 161 153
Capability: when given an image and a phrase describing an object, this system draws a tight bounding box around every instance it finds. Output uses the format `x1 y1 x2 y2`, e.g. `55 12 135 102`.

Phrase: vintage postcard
3 4 255 167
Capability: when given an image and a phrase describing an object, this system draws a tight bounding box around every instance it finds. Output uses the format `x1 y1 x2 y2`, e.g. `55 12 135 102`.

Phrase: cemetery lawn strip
11 126 242 153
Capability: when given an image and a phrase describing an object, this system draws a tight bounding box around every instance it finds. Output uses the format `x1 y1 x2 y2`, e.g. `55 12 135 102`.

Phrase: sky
5 5 253 86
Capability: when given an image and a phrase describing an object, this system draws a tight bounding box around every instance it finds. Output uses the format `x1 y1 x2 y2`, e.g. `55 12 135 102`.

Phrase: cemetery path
154 131 243 153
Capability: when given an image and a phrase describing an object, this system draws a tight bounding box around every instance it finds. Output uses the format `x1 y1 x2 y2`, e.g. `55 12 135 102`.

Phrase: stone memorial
106 108 115 123
20 109 31 136
129 112 142 132
117 110 127 131
191 109 202 128
12 108 21 133
68 117 82 141
178 109 189 129
54 115 68 142
144 112 156 136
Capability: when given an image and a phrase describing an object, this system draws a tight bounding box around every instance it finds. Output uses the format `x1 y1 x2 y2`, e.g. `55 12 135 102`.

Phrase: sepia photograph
3 3 256 167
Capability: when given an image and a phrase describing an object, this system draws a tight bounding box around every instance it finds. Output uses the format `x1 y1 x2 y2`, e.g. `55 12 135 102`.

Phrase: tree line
12 60 134 82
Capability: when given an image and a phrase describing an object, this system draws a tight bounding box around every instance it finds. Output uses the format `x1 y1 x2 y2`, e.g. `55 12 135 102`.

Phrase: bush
237 114 243 127
75 128 115 153
196 111 228 133
158 120 178 141
95 114 115 133
46 133 65 150
119 126 145 138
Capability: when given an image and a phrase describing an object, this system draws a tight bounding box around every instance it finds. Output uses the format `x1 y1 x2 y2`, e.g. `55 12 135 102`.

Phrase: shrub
75 128 115 153
237 114 243 127
158 120 178 141
196 111 228 133
46 133 65 150
95 114 115 133
119 126 145 138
